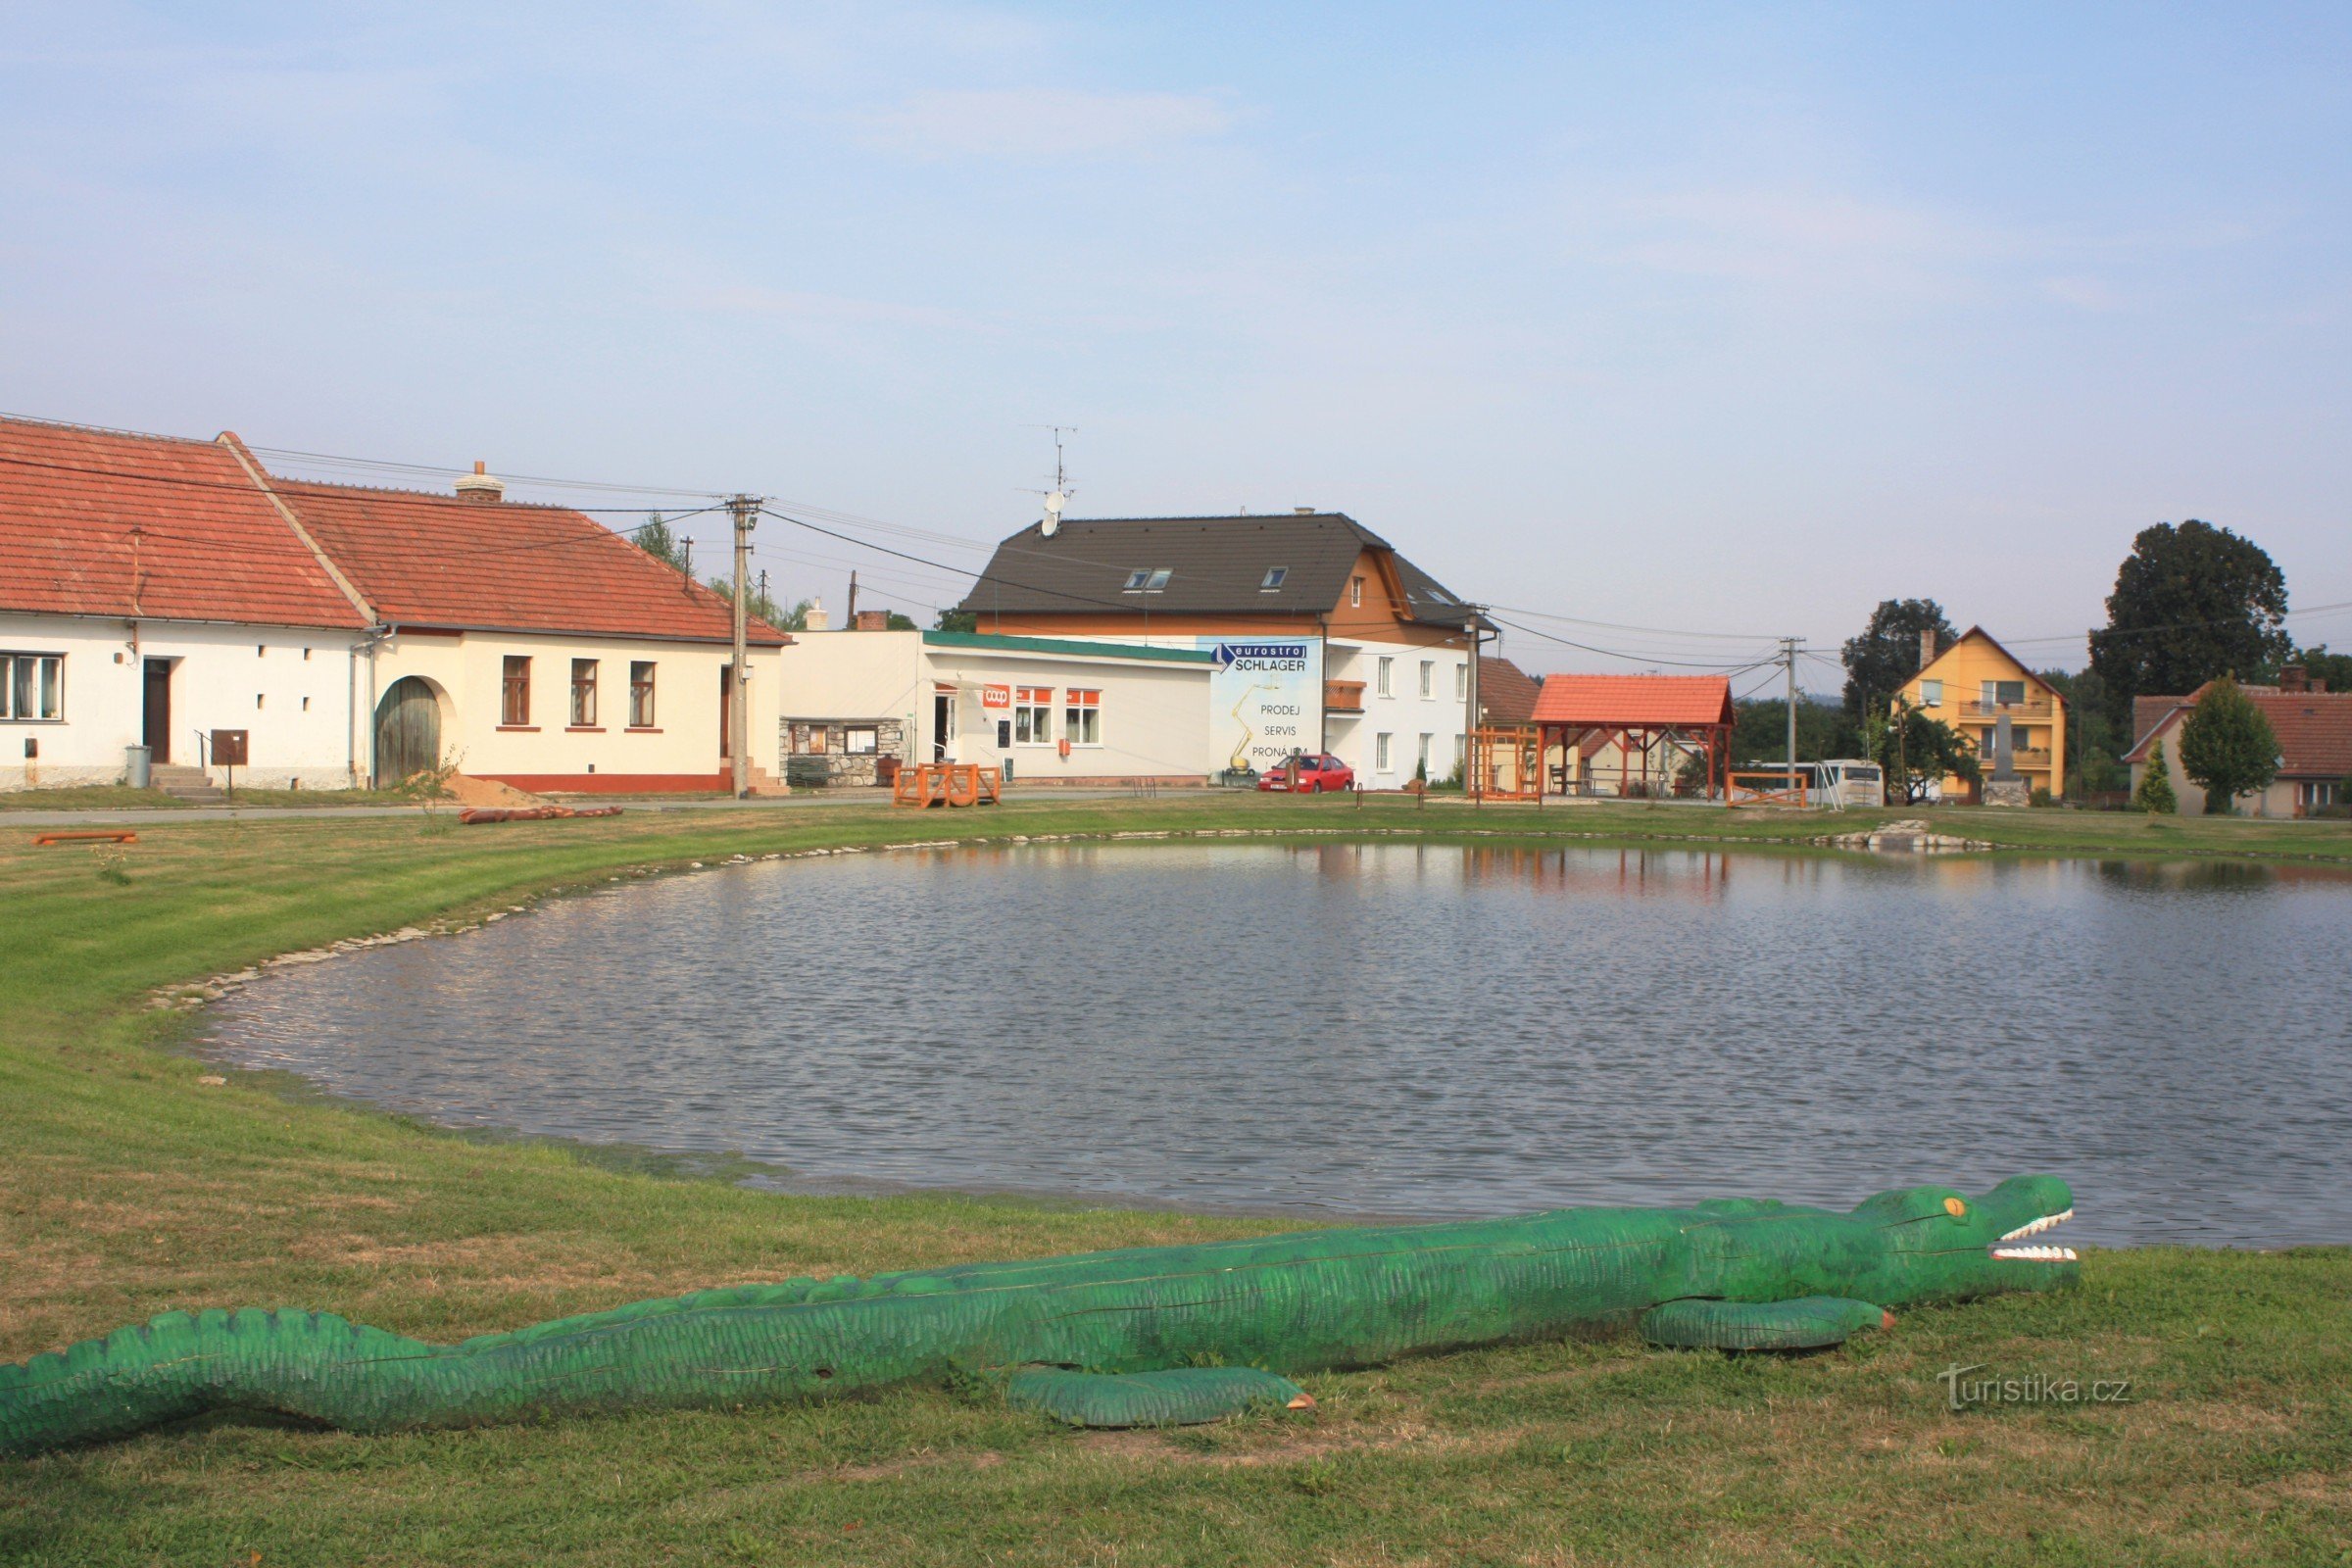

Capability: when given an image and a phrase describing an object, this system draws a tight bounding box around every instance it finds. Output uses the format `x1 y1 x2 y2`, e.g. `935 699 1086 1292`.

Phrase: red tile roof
2126 683 2352 778
1528 673 1735 729
0 416 368 628
0 415 782 645
270 468 785 646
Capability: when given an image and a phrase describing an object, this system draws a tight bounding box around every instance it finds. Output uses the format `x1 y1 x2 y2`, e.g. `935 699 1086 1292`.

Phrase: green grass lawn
2 796 2347 1565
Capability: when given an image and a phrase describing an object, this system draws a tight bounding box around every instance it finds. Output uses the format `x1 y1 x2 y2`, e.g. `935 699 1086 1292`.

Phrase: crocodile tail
0 1307 434 1456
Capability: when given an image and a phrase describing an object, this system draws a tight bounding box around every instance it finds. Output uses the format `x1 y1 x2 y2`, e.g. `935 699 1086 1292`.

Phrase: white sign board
1209 640 1322 773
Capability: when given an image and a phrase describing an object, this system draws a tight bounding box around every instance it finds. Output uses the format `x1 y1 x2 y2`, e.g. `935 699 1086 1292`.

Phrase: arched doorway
373 677 443 787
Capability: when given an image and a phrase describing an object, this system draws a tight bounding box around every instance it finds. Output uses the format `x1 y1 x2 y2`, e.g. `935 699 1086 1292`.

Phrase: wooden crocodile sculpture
0 1176 2078 1453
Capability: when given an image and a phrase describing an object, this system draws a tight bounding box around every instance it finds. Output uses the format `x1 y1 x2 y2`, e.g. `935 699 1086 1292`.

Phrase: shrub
2132 744 2178 813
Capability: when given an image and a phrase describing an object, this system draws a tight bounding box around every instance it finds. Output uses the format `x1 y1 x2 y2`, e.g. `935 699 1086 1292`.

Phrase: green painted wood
0 1177 2077 1454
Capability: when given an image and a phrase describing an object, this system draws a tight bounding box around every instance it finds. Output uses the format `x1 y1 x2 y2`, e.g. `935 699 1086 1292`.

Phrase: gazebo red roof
1527 673 1735 729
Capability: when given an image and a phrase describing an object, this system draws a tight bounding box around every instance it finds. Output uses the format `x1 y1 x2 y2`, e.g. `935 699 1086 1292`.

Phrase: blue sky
4 3 2347 683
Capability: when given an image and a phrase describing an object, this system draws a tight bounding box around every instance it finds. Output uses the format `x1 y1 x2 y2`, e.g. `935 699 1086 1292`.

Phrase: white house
0 415 786 794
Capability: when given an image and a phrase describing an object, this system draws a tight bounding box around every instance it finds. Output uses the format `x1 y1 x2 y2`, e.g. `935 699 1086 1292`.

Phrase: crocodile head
1693 1175 2081 1311
1844 1174 2081 1304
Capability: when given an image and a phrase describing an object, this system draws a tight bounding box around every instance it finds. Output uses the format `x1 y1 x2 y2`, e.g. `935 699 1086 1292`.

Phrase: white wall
924 646 1213 781
0 612 362 790
774 630 926 726
1326 637 1469 784
372 628 782 789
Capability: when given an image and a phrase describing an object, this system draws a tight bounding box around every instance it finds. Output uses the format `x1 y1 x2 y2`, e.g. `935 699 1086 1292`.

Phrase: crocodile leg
1006 1366 1315 1428
1641 1297 1894 1350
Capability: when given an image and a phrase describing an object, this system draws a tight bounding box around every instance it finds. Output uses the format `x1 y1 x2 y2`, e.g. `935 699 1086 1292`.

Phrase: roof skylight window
1261 567 1288 591
1124 568 1152 591
1145 567 1172 592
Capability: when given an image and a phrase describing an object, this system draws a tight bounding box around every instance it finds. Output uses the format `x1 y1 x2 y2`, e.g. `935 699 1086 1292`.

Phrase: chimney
804 596 830 631
2279 663 2309 694
1294 506 1316 514
1919 628 1937 669
853 610 890 631
454 460 505 504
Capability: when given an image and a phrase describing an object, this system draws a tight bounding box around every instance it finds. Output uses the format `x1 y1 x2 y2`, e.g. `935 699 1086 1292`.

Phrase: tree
1864 700 1981 805
1728 697 1860 767
2035 666 2127 795
2176 674 2279 813
2272 644 2352 694
1840 600 1956 719
934 609 979 633
885 611 918 631
705 576 808 632
633 513 687 572
2087 520 2290 729
2131 740 2177 813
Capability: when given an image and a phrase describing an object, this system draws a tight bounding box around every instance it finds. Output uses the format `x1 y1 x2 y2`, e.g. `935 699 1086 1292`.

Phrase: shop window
0 653 64 721
1064 688 1102 746
845 726 879 755
570 659 599 726
629 661 656 727
1014 685 1054 743
502 656 531 726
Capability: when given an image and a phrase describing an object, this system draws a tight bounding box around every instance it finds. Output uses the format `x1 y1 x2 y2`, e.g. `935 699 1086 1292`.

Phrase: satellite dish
1042 489 1066 537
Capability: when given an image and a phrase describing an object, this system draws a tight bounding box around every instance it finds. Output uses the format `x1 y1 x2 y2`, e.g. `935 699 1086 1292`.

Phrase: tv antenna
1023 424 1076 536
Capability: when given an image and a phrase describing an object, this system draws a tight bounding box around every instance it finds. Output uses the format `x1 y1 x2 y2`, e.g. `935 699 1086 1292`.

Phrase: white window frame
1376 656 1394 698
1455 663 1468 702
1375 731 1394 772
1419 660 1435 699
1013 685 1054 745
1417 732 1433 775
1349 575 1364 608
1064 687 1102 747
1920 679 1942 709
0 652 65 721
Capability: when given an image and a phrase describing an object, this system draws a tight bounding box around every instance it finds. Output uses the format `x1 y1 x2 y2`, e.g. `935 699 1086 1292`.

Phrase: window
1984 679 2027 708
1 653 63 720
629 661 656 727
1064 688 1102 746
1456 663 1468 701
570 659 599 726
1260 567 1287 591
1419 660 1435 699
1124 568 1151 591
1376 656 1394 697
1146 567 1170 592
1417 733 1433 775
502 656 531 725
1920 679 1942 708
1349 575 1364 608
1014 685 1054 744
1375 732 1394 772
845 726 878 755
1122 567 1172 593
1979 727 1996 753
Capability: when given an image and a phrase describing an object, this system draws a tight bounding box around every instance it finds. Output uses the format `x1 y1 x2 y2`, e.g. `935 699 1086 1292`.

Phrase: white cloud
857 86 1233 160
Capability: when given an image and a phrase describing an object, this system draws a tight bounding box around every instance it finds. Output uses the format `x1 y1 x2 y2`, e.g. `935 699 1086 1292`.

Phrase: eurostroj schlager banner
1208 640 1322 773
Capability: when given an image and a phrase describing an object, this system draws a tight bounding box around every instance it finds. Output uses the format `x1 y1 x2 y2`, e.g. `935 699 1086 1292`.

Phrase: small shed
1526 674 1736 800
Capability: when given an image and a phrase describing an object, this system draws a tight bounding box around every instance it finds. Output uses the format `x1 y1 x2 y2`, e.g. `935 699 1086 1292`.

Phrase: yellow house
1893 626 2067 803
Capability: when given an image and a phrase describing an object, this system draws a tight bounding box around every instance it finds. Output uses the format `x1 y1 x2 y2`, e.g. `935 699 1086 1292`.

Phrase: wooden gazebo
1526 674 1736 801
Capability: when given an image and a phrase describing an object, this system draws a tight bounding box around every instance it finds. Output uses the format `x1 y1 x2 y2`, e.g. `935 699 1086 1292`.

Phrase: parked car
1258 753 1355 793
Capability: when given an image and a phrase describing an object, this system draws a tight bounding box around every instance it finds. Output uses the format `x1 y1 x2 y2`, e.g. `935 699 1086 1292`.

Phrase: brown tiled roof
1529 673 1735 729
0 416 368 628
272 475 785 645
1477 656 1541 723
2123 683 2352 777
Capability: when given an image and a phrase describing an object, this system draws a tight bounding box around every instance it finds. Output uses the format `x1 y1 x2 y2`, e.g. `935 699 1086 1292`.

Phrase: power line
0 451 703 514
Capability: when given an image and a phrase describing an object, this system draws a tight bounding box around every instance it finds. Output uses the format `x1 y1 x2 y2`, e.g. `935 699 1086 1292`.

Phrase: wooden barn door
372 677 441 787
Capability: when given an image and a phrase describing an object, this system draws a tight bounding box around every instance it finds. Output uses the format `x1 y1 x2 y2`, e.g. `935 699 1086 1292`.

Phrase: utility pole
726 494 760 799
1466 613 1483 802
1780 637 1802 796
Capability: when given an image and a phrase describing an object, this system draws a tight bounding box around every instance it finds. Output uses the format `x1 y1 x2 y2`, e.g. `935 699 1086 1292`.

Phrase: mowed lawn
2 797 2348 1566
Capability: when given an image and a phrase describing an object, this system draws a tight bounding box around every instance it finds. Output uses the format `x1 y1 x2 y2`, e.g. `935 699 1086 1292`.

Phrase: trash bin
124 745 152 788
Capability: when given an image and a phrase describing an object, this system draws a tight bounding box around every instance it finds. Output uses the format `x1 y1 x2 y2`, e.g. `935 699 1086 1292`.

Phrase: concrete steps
150 764 228 805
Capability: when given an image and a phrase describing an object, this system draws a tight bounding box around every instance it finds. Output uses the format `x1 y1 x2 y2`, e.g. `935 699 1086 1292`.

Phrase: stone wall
782 717 905 787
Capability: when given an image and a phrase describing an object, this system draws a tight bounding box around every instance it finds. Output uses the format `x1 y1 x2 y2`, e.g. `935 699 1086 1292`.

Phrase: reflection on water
206 843 2352 1247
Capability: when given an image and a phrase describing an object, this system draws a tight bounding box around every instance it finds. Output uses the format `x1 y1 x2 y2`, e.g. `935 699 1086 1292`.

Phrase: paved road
3 788 1151 827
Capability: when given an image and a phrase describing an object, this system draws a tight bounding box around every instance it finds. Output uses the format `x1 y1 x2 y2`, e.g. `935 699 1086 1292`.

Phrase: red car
1258 753 1355 793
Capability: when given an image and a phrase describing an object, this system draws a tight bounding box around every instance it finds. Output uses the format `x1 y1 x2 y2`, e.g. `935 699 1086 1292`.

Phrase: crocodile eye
1943 1198 1968 1219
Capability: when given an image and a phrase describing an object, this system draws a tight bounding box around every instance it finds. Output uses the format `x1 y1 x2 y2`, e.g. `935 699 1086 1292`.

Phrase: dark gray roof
955 512 1476 628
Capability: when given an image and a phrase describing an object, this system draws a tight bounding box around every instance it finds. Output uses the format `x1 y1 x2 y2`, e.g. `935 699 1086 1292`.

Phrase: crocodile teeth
1997 1207 2074 1243
1989 1245 2078 1262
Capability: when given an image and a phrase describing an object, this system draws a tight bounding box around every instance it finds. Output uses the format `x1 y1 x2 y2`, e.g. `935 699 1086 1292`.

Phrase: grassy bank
3 796 2348 1566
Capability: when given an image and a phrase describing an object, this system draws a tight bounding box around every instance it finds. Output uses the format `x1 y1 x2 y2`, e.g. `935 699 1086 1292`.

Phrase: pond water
205 842 2352 1249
